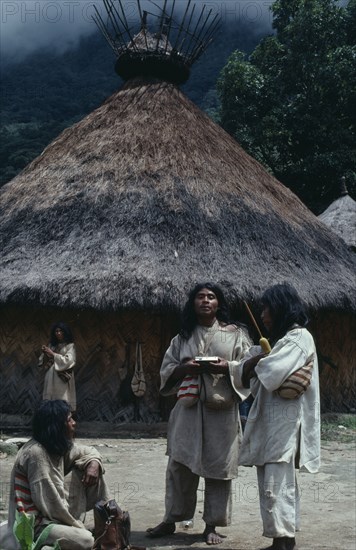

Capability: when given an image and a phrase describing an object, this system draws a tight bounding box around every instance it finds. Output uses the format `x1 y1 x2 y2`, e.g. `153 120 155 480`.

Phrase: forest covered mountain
0 20 266 186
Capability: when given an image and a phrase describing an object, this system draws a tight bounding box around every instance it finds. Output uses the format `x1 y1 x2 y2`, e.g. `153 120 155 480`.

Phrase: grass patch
321 413 356 443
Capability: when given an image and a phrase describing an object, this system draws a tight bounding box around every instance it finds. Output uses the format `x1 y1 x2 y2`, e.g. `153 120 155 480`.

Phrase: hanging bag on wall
118 343 135 405
131 342 146 397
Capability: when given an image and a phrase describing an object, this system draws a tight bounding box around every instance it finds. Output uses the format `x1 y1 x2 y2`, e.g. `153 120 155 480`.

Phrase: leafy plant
13 511 60 550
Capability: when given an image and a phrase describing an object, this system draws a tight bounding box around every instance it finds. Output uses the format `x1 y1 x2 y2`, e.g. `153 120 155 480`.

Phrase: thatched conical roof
1 78 356 312
318 192 356 251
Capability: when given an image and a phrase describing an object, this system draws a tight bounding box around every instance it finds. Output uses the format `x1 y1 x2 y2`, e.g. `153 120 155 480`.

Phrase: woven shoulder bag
277 356 313 399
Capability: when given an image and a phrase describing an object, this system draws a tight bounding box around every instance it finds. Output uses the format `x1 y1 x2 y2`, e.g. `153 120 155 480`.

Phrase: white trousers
163 458 232 527
257 461 300 539
40 524 95 550
40 469 109 549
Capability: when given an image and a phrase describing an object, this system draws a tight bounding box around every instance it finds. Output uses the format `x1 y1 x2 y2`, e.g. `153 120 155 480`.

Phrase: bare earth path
0 434 355 549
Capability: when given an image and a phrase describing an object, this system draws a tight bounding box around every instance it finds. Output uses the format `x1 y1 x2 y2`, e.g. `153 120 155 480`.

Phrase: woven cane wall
310 311 356 412
0 306 179 422
0 307 355 420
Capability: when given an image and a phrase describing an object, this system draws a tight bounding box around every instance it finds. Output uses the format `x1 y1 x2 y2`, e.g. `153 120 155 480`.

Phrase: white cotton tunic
160 322 251 480
235 328 320 473
39 343 76 410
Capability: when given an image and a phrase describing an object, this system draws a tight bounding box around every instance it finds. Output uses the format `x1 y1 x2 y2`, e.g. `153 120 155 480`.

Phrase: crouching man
0 400 110 550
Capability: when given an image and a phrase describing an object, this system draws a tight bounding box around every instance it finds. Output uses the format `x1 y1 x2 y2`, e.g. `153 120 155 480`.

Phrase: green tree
217 0 356 213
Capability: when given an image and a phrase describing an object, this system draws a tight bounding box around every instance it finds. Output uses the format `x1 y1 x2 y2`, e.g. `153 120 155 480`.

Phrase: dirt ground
0 422 355 550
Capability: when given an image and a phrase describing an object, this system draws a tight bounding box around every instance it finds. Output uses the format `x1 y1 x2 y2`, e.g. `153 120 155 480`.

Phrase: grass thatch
1 78 355 312
319 194 356 251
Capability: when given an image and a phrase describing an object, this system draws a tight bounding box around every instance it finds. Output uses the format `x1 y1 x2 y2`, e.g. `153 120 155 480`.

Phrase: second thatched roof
1 78 355 312
319 193 356 251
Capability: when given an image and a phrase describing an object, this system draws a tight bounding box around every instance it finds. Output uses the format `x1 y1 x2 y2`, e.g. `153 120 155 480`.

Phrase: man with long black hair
237 283 320 550
147 282 251 545
1 400 109 550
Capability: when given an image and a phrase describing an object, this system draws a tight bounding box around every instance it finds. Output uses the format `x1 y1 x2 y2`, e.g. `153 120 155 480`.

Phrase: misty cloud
1 1 100 63
1 0 273 65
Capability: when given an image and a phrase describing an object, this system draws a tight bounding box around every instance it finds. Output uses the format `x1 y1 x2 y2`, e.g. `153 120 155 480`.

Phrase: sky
0 0 274 65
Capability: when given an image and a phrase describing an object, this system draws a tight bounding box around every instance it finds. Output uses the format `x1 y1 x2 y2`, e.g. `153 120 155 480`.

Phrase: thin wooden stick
156 0 168 51
137 0 149 50
243 301 263 339
171 0 191 52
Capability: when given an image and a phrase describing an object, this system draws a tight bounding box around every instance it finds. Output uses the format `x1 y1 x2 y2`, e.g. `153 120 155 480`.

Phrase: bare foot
203 525 225 545
146 521 175 538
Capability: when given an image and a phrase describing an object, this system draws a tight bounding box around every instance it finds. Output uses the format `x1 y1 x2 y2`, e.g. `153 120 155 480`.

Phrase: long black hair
261 283 308 343
32 400 73 456
49 322 73 347
180 282 231 340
